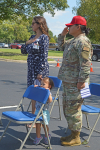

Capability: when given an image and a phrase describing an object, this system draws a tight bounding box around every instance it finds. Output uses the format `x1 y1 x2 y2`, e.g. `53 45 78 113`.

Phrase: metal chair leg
0 117 3 126
0 121 11 141
58 97 62 120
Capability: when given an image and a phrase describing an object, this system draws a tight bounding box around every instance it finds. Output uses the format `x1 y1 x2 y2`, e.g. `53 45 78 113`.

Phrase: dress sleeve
21 44 28 54
38 35 49 75
21 35 37 54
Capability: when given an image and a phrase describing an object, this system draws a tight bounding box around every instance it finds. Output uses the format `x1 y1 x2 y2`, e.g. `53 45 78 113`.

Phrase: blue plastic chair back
23 85 50 104
89 83 100 96
49 76 62 88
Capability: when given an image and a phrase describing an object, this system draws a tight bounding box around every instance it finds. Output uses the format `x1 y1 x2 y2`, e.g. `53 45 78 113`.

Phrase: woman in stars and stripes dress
21 16 49 123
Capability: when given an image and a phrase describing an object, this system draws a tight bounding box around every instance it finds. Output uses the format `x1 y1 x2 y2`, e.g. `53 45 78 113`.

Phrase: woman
57 16 93 146
21 16 49 126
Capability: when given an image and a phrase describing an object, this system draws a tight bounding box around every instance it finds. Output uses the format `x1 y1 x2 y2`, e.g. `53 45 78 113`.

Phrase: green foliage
53 35 58 42
73 0 100 43
65 33 73 40
50 37 56 43
49 30 58 42
0 18 31 43
49 30 53 39
0 17 58 43
0 0 69 21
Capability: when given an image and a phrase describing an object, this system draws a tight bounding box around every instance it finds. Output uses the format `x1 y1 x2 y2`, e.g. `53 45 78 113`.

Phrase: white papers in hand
80 83 91 98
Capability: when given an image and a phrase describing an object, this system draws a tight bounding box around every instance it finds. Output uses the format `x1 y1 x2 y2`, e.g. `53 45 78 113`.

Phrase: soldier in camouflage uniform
57 16 93 146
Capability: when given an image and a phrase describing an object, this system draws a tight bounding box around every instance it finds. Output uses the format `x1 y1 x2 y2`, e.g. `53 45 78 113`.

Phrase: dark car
10 43 22 49
92 44 100 61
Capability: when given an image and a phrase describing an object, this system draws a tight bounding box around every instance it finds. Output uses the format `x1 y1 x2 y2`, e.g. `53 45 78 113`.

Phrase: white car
0 43 9 48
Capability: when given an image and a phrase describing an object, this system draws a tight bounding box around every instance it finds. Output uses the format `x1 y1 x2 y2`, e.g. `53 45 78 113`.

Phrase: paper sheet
80 83 91 98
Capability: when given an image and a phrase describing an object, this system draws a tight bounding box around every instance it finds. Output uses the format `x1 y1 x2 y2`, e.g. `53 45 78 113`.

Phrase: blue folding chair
81 83 100 144
0 86 52 150
49 76 62 120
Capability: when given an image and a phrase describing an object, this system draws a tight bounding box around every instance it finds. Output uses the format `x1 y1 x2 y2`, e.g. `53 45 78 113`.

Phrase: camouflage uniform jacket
58 33 93 83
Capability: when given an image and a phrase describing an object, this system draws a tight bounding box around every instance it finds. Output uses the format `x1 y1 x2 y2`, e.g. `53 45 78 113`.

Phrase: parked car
0 43 8 48
8 44 11 48
49 43 59 51
92 44 100 61
10 43 22 49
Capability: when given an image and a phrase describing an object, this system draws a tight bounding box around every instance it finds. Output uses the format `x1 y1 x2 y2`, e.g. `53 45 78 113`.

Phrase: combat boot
61 131 81 146
60 132 72 142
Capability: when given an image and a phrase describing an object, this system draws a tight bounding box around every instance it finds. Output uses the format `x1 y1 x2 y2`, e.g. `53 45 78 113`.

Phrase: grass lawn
0 48 63 61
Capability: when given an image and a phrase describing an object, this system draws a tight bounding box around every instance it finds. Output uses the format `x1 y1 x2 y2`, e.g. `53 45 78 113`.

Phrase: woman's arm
21 35 35 54
21 44 28 54
23 35 40 54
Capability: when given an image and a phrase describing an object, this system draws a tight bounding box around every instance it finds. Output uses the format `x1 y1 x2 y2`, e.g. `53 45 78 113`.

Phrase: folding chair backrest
49 76 62 88
23 85 50 104
89 83 100 96
49 76 62 120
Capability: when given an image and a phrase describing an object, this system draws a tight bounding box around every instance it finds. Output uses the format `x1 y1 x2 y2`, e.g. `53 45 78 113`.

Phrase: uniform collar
74 33 85 39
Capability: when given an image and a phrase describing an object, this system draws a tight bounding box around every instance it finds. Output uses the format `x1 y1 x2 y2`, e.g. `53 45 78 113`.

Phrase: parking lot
0 60 100 150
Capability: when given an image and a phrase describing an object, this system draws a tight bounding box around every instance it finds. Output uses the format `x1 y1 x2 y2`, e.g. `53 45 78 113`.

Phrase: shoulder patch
83 47 89 51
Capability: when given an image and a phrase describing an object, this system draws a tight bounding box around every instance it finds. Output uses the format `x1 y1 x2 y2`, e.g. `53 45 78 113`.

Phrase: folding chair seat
81 83 100 145
0 85 52 150
49 76 62 120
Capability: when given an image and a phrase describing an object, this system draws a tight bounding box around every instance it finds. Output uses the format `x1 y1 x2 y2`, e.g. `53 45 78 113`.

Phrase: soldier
58 16 93 146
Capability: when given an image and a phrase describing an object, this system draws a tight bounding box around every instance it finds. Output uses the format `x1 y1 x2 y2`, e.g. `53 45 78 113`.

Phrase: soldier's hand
77 82 85 90
61 27 69 36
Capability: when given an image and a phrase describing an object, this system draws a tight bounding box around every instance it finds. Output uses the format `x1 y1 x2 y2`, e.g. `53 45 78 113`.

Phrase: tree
66 33 73 40
53 35 58 43
50 37 56 43
49 30 53 39
0 18 31 43
73 0 100 43
0 0 69 21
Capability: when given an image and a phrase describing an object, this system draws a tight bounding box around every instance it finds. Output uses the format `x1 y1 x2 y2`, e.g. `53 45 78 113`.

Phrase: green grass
0 48 63 61
48 50 63 57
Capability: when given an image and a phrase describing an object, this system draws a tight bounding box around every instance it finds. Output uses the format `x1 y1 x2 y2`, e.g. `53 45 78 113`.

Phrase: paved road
0 60 100 150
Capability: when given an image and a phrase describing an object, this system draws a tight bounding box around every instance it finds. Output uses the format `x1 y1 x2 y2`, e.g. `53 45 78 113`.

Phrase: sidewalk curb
0 58 61 64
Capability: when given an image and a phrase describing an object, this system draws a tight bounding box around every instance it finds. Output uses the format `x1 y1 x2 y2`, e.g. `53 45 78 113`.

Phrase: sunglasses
32 22 39 26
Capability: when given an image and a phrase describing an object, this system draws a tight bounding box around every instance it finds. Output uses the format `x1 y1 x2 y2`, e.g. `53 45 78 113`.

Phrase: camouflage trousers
62 82 84 132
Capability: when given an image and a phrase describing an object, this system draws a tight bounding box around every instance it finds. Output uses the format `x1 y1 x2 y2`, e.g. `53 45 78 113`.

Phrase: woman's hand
77 82 85 90
61 27 69 36
37 74 42 81
26 39 33 45
26 38 37 45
